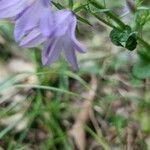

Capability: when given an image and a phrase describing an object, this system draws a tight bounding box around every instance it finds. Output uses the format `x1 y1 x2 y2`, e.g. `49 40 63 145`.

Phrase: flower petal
52 10 72 37
72 37 87 53
63 39 79 71
42 39 61 65
0 0 27 18
70 15 87 53
20 28 46 48
14 0 51 41
39 9 54 37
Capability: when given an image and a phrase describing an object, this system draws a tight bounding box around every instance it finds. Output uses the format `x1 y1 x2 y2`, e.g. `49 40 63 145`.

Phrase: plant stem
91 12 115 28
89 0 126 29
137 36 150 49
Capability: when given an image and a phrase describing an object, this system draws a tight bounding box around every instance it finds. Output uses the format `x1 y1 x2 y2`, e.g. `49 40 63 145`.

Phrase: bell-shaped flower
0 0 52 41
14 0 53 41
20 10 87 71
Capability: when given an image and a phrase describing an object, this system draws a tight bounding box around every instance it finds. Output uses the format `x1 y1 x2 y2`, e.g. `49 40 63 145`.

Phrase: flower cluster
0 0 86 70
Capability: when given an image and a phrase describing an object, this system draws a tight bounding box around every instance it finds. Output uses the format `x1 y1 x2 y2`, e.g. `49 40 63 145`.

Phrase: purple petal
52 10 72 37
41 0 51 7
70 15 87 53
72 38 87 53
42 39 61 65
63 39 79 71
0 0 27 18
39 9 54 37
20 28 46 48
14 0 51 41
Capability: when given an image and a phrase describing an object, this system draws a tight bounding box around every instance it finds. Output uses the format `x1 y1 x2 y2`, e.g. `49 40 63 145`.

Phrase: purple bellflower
0 0 52 42
20 10 86 71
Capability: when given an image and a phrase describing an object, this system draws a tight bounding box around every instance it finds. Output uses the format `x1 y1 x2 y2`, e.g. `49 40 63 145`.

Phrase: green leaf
68 0 73 9
85 125 109 150
137 43 150 62
125 33 137 50
0 119 21 139
133 59 150 79
0 23 14 41
110 115 127 129
73 4 88 13
76 15 92 26
110 28 123 46
88 0 104 10
51 2 64 9
14 84 81 98
110 26 137 51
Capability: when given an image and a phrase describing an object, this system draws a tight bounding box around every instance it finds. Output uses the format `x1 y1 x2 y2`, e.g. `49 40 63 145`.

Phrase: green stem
89 0 126 29
137 36 150 49
91 12 115 28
